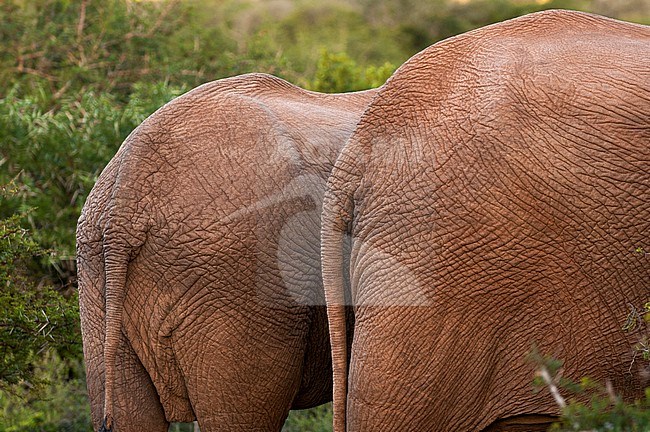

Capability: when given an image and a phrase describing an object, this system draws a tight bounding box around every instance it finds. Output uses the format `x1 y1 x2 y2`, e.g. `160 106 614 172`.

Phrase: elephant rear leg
174 314 306 432
88 332 169 432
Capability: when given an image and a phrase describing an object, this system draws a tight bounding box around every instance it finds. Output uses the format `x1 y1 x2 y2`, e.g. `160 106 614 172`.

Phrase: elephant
76 73 376 431
321 10 649 432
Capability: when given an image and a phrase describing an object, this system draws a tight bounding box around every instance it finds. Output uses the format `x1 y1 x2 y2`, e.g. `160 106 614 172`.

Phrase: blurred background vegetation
0 0 648 430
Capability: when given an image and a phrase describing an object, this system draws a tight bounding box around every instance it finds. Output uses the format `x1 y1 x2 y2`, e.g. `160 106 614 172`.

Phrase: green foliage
282 404 332 432
1 0 647 102
532 351 650 432
551 387 650 431
0 81 184 260
308 50 395 93
0 348 196 432
357 0 599 53
0 351 91 432
0 186 80 388
0 0 232 100
244 0 409 81
169 423 198 432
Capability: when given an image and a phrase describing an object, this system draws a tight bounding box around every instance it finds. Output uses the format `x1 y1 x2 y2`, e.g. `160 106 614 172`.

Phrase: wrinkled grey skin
76 73 376 432
322 10 649 432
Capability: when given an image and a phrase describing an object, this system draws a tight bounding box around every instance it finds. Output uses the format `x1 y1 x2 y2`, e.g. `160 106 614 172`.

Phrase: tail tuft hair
99 417 112 432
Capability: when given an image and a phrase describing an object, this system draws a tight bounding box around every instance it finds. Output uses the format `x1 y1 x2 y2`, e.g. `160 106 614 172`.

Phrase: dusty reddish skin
322 10 650 432
76 74 376 432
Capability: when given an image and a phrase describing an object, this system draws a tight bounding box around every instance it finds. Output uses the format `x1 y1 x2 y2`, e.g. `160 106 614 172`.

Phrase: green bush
0 81 184 261
533 347 650 432
0 352 91 432
308 50 395 93
0 185 80 388
552 386 650 431
282 404 332 432
0 0 232 100
244 0 408 81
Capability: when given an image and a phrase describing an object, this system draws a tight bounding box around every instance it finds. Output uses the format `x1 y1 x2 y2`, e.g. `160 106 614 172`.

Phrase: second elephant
322 10 649 432
77 73 376 431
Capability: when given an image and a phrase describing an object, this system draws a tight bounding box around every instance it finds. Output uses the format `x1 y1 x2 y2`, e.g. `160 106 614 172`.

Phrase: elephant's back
349 9 648 139
94 73 374 231
343 9 649 247
164 73 378 179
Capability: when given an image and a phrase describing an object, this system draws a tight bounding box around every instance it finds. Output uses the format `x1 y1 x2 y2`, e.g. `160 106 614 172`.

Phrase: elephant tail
99 186 150 431
321 159 358 432
99 244 130 432
321 201 349 432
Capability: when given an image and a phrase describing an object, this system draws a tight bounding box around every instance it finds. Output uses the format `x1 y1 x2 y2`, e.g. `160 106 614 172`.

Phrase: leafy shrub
308 50 395 93
534 346 650 432
282 404 332 432
0 0 232 99
0 81 184 262
551 384 650 432
0 184 80 388
0 352 90 432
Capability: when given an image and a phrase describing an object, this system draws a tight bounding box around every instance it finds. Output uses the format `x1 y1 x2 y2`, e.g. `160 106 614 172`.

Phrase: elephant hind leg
89 331 169 432
482 414 557 432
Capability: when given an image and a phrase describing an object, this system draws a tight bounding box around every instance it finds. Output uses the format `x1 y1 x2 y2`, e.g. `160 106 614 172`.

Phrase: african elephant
321 10 649 432
76 73 376 431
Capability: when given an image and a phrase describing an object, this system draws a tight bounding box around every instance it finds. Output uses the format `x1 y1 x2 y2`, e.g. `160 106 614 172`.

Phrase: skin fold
76 73 376 432
322 10 649 432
